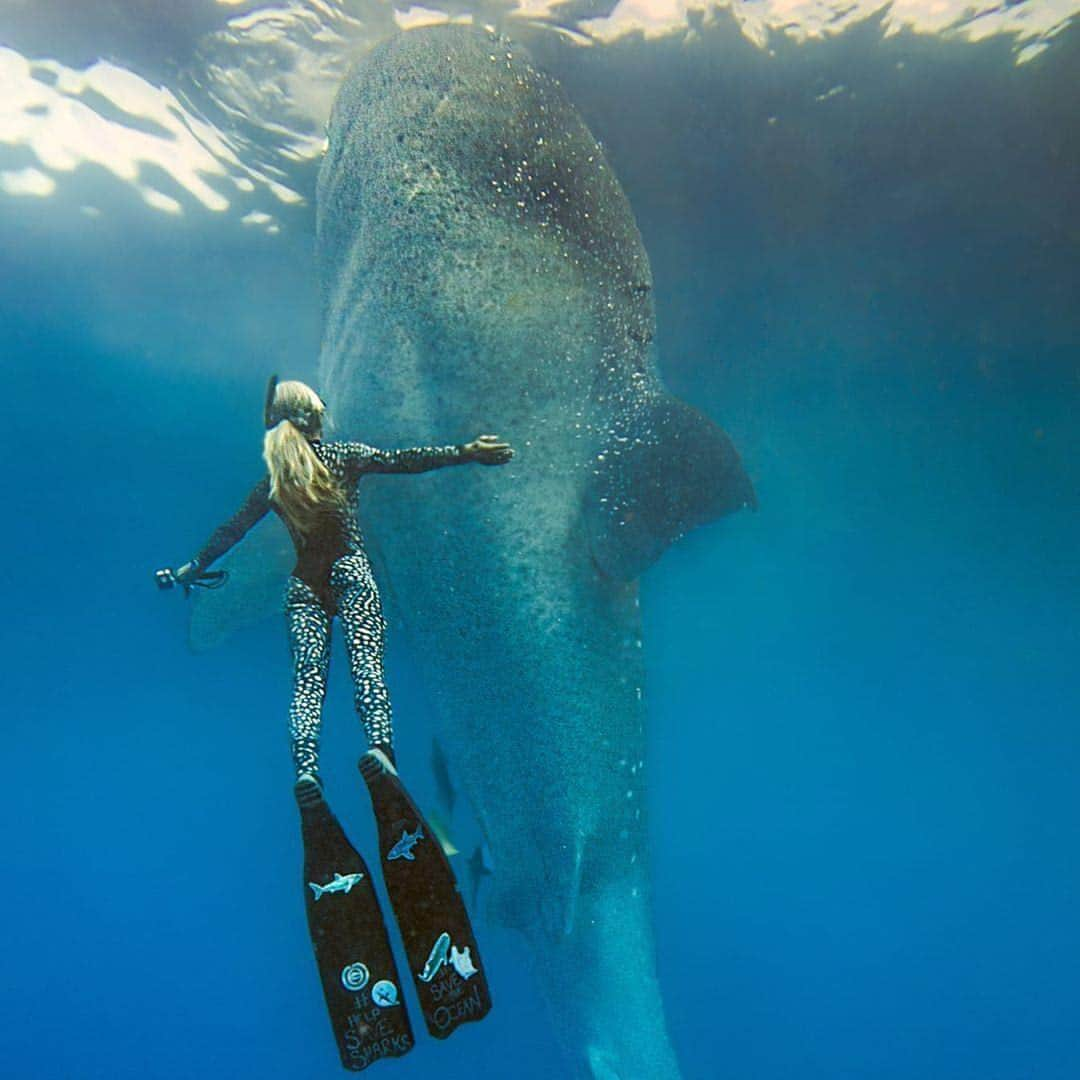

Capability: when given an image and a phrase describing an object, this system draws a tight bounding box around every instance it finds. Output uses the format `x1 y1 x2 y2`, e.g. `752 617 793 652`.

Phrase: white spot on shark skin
815 84 849 102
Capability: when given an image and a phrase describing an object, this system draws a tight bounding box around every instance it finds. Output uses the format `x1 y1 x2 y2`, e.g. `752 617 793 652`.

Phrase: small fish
467 843 494 908
418 932 451 983
387 825 424 862
427 810 459 856
431 739 456 816
450 944 479 980
308 871 364 900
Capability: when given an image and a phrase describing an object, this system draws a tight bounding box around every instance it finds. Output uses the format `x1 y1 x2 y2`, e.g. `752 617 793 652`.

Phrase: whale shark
316 26 755 1077
193 24 753 1078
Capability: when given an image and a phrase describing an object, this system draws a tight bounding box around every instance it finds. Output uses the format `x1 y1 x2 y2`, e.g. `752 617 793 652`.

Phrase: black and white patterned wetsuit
190 440 468 778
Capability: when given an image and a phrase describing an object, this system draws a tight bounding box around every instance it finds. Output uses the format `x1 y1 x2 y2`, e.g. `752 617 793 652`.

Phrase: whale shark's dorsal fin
585 392 756 582
189 514 293 651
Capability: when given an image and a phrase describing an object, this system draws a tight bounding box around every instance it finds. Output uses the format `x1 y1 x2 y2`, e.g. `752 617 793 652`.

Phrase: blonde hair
263 380 344 535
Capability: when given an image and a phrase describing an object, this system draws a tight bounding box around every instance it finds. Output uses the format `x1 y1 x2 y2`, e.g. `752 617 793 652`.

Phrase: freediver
157 377 508 1069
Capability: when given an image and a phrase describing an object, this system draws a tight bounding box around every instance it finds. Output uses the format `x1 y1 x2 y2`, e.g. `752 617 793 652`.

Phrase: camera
155 567 177 590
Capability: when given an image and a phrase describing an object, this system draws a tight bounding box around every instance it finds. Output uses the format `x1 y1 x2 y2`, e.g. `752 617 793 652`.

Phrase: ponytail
262 381 344 535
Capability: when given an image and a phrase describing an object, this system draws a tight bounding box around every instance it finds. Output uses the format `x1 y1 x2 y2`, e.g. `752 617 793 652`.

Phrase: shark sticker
308 871 364 900
387 825 424 862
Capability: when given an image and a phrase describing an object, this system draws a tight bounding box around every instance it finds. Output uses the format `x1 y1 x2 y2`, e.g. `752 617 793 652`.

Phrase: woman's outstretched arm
176 477 272 581
340 435 513 475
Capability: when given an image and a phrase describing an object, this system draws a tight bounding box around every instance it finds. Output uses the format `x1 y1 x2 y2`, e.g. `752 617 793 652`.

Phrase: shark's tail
527 875 684 1080
308 882 324 901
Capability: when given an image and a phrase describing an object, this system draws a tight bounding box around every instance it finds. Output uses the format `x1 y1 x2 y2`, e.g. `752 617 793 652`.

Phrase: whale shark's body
317 27 753 1077
195 25 753 1078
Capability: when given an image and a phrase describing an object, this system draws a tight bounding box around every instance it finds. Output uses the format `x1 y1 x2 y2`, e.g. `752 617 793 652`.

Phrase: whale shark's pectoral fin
585 392 756 582
188 515 293 651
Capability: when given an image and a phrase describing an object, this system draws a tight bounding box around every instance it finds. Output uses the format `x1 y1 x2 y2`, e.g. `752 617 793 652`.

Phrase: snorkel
264 373 279 429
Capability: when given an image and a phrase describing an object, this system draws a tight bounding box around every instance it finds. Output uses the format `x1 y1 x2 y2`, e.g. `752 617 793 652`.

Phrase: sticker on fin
418 932 452 983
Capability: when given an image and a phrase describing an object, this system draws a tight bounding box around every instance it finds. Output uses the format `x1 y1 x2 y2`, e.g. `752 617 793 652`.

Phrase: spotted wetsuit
191 440 467 777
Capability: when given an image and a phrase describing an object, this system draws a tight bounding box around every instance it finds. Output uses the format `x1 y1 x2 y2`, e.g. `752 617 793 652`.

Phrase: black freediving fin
296 777 414 1071
359 750 492 1039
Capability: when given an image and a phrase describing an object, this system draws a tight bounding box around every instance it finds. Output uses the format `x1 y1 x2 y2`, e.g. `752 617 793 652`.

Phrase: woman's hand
175 561 201 584
464 434 514 465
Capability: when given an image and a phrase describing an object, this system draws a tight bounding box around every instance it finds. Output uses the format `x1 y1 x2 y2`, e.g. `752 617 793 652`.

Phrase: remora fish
315 27 755 1079
308 871 364 901
194 24 755 1079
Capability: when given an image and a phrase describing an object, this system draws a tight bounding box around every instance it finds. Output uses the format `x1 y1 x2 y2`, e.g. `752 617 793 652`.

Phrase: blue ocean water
2 6 1078 1079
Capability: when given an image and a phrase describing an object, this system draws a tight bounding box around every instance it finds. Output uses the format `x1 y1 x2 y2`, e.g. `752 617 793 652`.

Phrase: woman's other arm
340 435 513 475
176 477 272 582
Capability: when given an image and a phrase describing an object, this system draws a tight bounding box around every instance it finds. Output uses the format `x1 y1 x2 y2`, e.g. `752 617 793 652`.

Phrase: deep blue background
2 17 1077 1080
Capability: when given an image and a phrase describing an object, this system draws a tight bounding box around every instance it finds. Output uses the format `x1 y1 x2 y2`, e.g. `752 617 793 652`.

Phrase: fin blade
298 786 414 1069
359 752 492 1039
